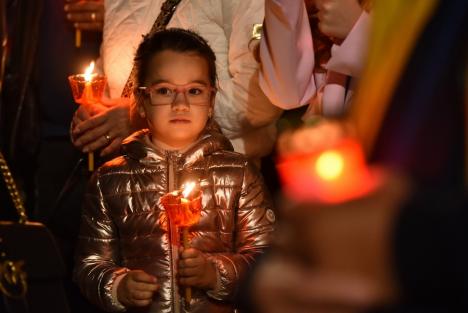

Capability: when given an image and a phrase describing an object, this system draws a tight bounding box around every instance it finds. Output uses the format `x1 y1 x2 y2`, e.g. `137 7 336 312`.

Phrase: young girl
73 28 275 313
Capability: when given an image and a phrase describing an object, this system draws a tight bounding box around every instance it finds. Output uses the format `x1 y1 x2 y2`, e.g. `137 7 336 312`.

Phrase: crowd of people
0 0 466 312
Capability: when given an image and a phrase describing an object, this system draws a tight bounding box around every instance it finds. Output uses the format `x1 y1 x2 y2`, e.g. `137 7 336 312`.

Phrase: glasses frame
138 82 216 107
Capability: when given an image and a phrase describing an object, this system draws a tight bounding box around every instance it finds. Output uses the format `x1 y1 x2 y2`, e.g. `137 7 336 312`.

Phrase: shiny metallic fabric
74 126 275 313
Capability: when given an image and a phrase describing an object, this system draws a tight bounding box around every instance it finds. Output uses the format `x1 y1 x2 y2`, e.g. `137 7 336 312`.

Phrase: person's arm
259 0 316 109
73 170 130 312
207 161 275 300
326 11 371 78
215 0 282 141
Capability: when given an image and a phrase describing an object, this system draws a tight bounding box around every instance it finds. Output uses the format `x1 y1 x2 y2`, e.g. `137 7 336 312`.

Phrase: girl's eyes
187 88 203 95
155 87 173 96
152 85 207 96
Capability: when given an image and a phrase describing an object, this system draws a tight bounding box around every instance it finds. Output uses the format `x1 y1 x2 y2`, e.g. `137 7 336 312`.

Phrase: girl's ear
138 102 146 118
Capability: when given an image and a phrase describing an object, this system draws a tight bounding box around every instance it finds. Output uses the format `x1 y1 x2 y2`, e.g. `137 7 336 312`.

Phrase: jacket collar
121 121 234 167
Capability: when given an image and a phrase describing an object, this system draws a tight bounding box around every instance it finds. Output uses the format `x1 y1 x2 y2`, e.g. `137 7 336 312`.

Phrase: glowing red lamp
277 139 380 203
68 62 106 171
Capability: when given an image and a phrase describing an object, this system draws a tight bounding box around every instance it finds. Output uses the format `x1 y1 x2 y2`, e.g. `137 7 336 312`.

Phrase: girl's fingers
132 299 152 307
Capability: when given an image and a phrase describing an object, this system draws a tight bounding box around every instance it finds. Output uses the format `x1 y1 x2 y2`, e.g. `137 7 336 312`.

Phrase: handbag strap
120 0 182 98
0 151 27 224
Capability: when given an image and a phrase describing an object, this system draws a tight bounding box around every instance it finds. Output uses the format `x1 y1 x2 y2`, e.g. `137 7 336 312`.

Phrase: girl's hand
117 270 159 307
178 247 217 290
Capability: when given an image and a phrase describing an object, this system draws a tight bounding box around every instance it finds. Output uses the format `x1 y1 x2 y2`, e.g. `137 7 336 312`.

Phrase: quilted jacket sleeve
73 171 128 312
208 161 275 300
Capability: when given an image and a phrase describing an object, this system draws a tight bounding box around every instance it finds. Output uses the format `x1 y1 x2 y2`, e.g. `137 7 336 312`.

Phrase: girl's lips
169 118 190 123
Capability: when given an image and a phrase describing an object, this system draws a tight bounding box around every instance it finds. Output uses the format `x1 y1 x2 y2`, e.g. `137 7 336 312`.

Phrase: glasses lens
150 86 174 105
185 86 211 105
148 84 211 106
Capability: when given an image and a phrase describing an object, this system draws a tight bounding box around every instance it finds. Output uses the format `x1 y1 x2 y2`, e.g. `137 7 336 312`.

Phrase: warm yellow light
315 151 344 181
182 182 196 198
84 61 95 82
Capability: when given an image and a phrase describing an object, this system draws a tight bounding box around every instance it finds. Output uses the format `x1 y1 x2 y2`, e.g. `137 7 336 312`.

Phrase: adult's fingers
66 10 104 23
100 137 122 157
73 112 107 138
73 22 104 31
65 1 104 32
74 121 109 150
73 105 91 124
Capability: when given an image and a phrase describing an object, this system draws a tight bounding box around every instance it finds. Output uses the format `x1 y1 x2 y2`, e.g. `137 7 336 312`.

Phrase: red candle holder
68 62 106 172
160 190 202 229
68 73 106 105
160 184 202 309
277 138 381 204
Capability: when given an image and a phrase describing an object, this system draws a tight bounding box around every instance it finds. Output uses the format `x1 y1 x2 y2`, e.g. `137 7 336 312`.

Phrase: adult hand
252 172 409 313
117 270 159 308
64 0 104 32
253 256 383 313
71 97 133 156
315 0 363 40
178 247 217 290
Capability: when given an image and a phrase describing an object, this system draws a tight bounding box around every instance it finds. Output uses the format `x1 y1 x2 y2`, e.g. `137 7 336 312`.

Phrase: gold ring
91 12 96 21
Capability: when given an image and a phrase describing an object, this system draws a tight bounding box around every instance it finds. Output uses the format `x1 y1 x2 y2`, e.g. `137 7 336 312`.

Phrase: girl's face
138 50 214 150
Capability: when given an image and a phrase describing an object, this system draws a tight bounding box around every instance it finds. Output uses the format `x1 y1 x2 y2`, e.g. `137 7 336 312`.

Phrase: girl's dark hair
134 28 217 88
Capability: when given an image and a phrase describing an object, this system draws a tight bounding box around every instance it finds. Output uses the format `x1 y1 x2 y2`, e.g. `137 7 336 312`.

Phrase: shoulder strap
120 0 182 98
0 151 28 223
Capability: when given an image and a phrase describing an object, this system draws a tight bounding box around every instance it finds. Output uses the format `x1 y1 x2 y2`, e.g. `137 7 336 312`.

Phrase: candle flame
84 62 95 82
182 182 196 198
315 151 344 181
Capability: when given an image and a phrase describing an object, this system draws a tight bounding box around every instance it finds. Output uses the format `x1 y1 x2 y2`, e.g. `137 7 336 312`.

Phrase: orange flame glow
315 151 344 181
182 182 196 198
84 62 95 82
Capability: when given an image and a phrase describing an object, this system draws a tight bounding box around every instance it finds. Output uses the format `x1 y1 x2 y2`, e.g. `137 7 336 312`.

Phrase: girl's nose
171 92 190 111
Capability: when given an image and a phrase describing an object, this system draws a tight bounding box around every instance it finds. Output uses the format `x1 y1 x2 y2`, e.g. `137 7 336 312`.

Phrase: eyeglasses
138 82 215 106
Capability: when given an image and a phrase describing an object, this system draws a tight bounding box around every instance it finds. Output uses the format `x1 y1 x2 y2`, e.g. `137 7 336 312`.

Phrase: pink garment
259 0 370 118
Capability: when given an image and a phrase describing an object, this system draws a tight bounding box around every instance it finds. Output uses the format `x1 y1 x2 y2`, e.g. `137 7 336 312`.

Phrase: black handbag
0 151 70 313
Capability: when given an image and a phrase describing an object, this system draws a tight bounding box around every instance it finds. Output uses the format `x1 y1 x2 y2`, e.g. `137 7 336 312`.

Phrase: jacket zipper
167 151 181 313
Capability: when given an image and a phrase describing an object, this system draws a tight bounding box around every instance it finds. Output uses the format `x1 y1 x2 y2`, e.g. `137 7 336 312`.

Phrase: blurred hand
64 0 104 32
252 172 409 313
277 119 354 157
253 256 383 313
117 270 159 308
71 97 133 156
178 247 217 290
315 0 363 40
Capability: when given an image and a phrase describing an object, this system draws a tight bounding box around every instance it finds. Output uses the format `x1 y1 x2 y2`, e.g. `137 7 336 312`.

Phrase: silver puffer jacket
74 126 275 313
